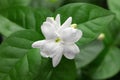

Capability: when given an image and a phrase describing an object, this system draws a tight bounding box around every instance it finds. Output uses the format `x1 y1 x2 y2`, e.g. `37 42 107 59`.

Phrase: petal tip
53 63 57 68
52 60 58 67
56 14 60 16
31 40 45 48
32 42 37 48
69 17 72 21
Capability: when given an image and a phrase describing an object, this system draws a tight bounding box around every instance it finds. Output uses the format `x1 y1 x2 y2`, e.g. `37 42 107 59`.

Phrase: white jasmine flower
32 14 82 67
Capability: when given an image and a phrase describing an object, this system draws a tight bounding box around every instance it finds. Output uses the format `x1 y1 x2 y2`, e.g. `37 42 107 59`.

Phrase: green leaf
84 18 120 79
84 47 120 79
75 40 104 68
103 18 120 46
35 57 76 80
0 6 52 33
107 0 120 46
0 0 31 10
0 30 46 80
0 15 24 37
55 3 114 46
0 30 76 80
49 57 76 80
108 0 120 21
115 32 120 46
62 0 106 8
31 0 63 11
0 30 43 80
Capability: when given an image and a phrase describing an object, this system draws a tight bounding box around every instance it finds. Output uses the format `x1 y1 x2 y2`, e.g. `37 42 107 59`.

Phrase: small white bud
98 33 105 40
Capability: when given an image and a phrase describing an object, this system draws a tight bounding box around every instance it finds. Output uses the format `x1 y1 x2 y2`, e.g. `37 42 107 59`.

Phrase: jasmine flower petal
41 22 57 39
63 44 80 59
41 51 49 58
32 40 46 48
41 41 63 58
59 28 82 42
46 17 54 23
52 47 63 67
55 14 61 27
62 17 72 28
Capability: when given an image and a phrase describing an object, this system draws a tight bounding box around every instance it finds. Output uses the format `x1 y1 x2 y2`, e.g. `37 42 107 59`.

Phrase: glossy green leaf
115 32 120 46
75 40 104 68
103 18 120 46
36 57 76 80
0 15 24 37
107 0 120 47
0 6 52 33
31 0 63 11
0 0 31 10
0 30 76 80
84 47 120 79
0 30 44 80
84 18 120 79
55 3 114 46
62 0 106 8
49 57 76 80
108 0 120 21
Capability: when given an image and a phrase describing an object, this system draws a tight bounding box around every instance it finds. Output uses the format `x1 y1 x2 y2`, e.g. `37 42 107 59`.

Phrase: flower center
71 24 77 28
55 38 61 43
